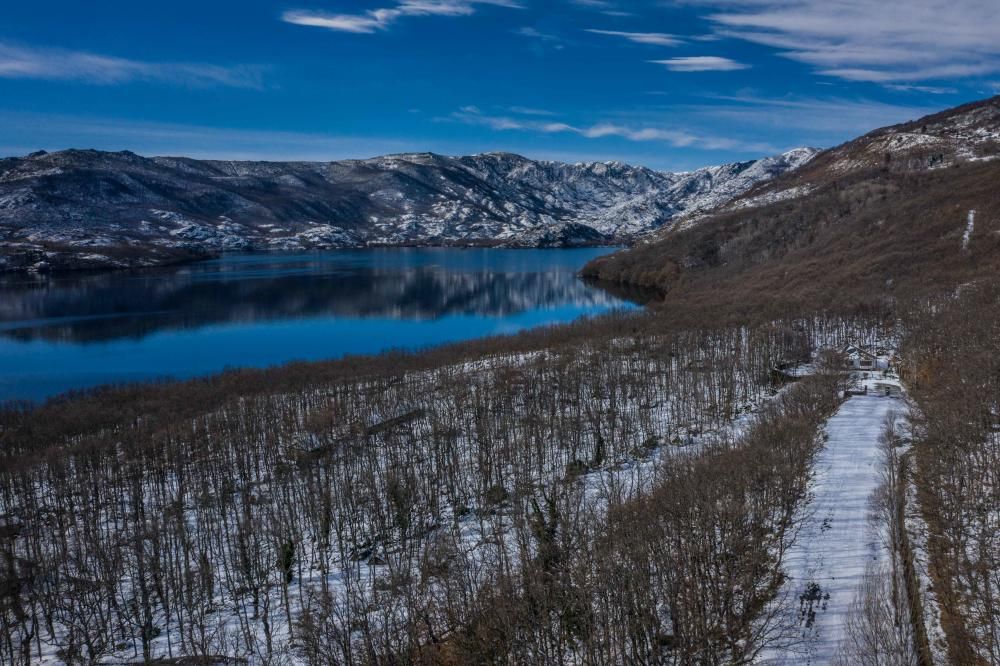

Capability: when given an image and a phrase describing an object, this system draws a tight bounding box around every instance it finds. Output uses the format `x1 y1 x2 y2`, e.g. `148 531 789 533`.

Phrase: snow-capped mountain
0 147 817 272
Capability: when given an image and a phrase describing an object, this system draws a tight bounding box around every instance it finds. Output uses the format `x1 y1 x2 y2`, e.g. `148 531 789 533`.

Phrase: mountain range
0 146 817 272
583 95 1000 316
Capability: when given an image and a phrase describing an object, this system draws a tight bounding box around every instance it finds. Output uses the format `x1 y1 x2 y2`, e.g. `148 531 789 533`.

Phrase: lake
0 248 635 402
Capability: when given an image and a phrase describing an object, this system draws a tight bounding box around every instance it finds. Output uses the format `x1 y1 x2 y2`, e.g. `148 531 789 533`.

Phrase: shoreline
0 239 630 275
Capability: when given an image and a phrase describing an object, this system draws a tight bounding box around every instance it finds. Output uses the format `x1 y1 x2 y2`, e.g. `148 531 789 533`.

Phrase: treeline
903 282 1000 664
0 310 880 664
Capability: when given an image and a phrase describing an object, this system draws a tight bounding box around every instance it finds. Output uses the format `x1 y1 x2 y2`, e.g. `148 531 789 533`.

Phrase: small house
842 342 889 371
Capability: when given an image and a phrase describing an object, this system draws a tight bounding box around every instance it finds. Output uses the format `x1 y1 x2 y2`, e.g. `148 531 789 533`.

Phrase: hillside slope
0 147 815 272
583 96 1000 317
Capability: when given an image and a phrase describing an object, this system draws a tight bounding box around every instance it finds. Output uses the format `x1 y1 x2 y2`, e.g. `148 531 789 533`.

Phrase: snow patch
728 185 816 211
963 209 976 251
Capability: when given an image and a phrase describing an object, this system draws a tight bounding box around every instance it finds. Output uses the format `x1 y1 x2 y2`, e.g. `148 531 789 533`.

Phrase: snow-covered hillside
0 147 817 271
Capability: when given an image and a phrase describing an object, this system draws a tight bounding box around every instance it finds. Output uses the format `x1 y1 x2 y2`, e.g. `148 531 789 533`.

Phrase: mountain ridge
582 95 1000 317
0 146 817 272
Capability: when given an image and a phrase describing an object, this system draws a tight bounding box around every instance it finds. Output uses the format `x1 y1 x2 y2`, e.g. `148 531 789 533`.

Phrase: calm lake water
0 248 635 402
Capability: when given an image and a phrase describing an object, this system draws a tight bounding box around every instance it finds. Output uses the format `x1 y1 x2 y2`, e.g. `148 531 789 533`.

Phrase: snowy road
762 392 901 664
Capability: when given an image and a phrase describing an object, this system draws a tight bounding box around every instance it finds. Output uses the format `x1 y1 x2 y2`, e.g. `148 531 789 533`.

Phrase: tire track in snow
762 394 900 664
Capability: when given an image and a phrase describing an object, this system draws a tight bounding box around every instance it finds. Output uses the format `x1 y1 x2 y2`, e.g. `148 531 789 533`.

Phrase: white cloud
282 0 521 34
281 12 387 33
447 106 776 152
0 43 265 88
650 56 749 72
688 94 939 136
586 29 683 47
696 0 1000 83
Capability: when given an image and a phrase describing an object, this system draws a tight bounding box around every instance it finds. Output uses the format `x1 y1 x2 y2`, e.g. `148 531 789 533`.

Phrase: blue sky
2 0 999 170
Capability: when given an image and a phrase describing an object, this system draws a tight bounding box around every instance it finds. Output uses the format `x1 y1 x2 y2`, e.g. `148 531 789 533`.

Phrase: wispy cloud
0 43 265 88
514 26 569 49
509 105 559 116
0 111 426 161
569 0 634 16
282 0 521 34
0 109 712 170
883 84 957 95
586 29 682 47
447 106 776 152
695 0 1000 83
650 56 749 72
687 94 939 136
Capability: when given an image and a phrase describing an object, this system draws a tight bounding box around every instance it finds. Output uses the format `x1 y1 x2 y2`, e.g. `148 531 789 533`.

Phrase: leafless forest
8 273 1000 666
902 284 1000 664
0 309 886 664
7 272 1000 665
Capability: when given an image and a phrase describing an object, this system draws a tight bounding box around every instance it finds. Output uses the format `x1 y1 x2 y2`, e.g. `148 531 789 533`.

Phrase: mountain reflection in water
0 248 636 400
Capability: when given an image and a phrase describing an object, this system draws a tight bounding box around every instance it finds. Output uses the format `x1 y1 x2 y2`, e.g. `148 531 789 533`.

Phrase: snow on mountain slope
598 96 1000 260
0 147 817 272
789 96 1000 181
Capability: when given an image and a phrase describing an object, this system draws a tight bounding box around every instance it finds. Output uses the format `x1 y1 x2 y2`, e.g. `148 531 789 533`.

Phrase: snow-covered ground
763 375 904 664
17 333 800 664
